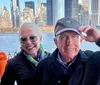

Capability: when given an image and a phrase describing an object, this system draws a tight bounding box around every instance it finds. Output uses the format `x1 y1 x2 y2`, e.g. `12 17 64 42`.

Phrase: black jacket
36 49 100 85
1 51 50 85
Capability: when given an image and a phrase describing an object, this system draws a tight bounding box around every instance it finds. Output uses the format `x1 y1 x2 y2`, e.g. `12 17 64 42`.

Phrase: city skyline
0 0 46 13
0 0 95 28
0 0 91 14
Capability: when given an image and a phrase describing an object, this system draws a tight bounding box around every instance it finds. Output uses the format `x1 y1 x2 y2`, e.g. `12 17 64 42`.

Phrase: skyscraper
91 0 100 27
47 0 53 25
25 1 35 15
10 0 20 27
52 0 64 24
65 0 72 18
46 0 78 25
65 0 79 20
0 5 12 28
47 0 64 25
78 0 89 26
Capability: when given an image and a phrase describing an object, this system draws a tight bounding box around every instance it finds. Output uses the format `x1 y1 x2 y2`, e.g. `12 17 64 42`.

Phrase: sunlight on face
19 27 42 57
54 31 83 62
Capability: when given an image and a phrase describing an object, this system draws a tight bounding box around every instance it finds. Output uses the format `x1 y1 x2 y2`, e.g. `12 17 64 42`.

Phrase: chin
26 50 34 54
67 54 75 58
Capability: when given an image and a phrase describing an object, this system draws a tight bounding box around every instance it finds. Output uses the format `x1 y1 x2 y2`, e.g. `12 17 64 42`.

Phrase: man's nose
66 37 73 44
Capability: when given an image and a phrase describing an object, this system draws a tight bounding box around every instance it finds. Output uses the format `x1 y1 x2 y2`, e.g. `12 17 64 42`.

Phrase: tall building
65 0 72 18
52 0 64 24
20 7 35 24
0 5 12 29
65 0 79 20
25 1 35 15
47 0 64 25
10 0 20 27
35 0 46 26
47 0 53 25
78 0 89 25
91 0 100 27
46 0 78 25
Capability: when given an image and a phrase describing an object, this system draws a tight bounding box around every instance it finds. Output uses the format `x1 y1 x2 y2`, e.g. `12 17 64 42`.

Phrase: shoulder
8 52 23 62
87 51 100 63
7 52 26 68
38 49 58 66
44 51 51 57
37 56 51 68
78 50 94 62
83 51 100 72
84 50 94 57
82 50 100 63
37 49 58 71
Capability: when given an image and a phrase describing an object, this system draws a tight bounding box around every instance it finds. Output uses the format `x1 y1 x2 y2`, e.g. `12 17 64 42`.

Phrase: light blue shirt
57 52 67 67
57 52 76 68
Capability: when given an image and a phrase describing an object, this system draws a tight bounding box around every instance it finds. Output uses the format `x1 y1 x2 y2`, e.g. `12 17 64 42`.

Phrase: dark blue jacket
1 51 50 85
36 49 100 85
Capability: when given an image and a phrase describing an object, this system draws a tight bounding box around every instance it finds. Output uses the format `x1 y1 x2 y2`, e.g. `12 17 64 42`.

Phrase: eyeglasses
20 36 37 44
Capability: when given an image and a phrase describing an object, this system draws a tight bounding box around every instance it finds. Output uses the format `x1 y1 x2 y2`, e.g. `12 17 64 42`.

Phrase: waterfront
0 32 56 58
0 32 100 58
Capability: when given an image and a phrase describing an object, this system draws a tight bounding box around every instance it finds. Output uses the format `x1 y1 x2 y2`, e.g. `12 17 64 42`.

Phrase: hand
78 26 100 42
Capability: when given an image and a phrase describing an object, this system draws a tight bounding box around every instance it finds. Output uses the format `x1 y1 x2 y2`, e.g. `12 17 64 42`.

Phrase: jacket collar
48 48 89 66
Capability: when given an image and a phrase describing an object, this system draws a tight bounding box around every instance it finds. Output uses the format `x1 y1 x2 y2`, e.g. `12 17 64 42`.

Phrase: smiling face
19 26 42 57
54 31 83 62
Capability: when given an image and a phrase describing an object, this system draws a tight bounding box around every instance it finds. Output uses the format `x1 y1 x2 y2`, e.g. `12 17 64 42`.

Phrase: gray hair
18 22 42 36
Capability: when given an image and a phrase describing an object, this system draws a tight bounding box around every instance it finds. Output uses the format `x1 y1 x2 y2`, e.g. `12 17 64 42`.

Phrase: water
0 32 56 57
0 32 99 58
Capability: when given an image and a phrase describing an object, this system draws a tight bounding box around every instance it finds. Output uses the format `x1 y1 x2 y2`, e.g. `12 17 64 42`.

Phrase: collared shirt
57 52 77 68
57 52 66 66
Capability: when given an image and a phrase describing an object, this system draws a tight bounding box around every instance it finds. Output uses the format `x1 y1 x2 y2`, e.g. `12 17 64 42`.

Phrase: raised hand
78 26 100 42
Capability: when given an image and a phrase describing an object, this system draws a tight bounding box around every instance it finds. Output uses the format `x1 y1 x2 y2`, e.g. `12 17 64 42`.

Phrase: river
0 32 99 58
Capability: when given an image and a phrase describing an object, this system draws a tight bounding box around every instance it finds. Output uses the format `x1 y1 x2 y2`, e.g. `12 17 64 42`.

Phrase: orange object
0 52 8 78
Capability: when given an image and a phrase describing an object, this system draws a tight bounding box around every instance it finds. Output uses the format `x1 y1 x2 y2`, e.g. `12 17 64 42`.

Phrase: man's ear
39 36 42 42
54 38 57 45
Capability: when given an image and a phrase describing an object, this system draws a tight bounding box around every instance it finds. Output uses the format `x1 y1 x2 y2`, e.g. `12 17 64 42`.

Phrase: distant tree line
0 28 18 33
0 25 54 33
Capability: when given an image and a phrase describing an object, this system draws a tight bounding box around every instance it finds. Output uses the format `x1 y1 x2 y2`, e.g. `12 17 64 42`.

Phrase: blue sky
0 0 46 13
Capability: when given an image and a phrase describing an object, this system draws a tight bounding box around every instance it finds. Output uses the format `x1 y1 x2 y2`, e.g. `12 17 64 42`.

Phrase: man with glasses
36 17 100 85
1 23 50 85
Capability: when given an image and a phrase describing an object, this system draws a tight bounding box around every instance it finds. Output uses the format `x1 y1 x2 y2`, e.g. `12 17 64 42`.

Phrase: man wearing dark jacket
0 23 50 85
36 17 100 85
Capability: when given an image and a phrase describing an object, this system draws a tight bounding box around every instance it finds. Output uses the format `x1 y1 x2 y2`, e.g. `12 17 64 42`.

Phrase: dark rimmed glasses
20 35 37 44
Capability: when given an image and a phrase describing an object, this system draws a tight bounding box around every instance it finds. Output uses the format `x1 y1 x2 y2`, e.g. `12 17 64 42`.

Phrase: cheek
34 40 41 48
54 38 65 48
35 42 40 49
56 41 63 49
